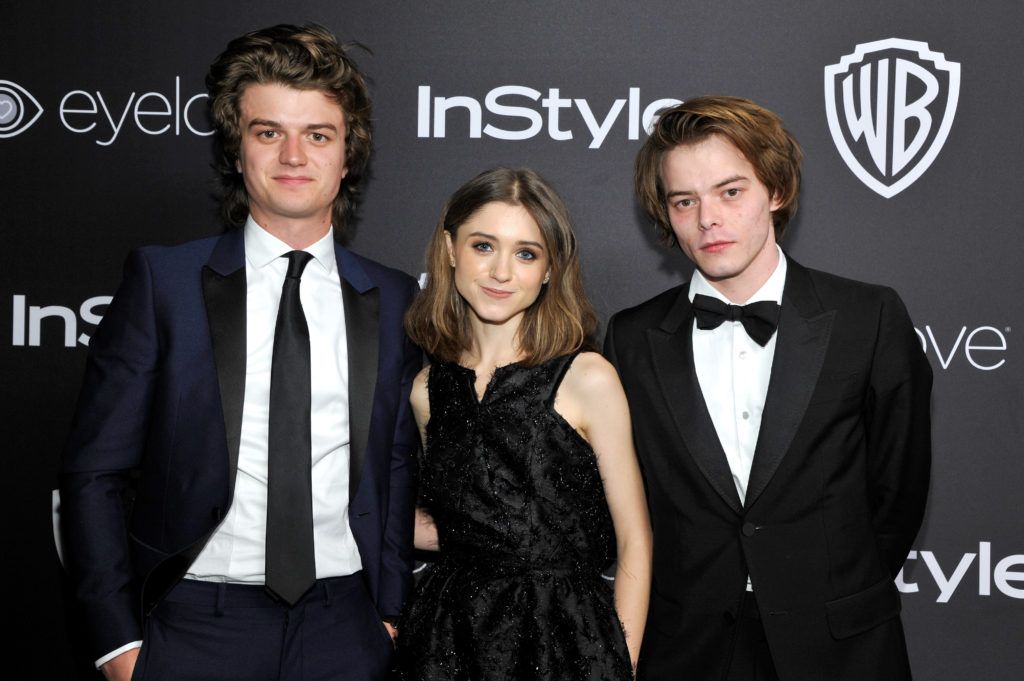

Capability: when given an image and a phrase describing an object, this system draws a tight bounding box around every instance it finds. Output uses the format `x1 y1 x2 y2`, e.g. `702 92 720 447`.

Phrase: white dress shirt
188 217 362 582
690 246 787 590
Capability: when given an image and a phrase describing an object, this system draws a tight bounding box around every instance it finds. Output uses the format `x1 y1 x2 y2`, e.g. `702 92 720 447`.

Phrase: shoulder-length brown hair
635 95 803 246
406 167 597 367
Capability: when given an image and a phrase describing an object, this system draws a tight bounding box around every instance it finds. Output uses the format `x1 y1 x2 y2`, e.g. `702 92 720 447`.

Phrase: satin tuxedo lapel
200 232 383 506
745 260 834 508
335 244 379 505
202 228 247 497
646 290 743 514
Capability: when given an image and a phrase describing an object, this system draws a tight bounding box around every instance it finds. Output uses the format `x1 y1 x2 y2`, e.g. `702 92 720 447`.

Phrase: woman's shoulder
565 351 618 385
558 351 622 403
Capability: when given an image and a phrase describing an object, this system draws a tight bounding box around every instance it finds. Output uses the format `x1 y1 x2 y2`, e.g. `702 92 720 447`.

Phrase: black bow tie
691 293 780 347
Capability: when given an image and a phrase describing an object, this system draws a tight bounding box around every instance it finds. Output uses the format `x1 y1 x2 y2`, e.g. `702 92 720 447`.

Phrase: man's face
661 134 781 301
236 83 348 232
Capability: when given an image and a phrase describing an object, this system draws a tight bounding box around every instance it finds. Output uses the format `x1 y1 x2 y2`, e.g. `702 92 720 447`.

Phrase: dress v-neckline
453 362 521 404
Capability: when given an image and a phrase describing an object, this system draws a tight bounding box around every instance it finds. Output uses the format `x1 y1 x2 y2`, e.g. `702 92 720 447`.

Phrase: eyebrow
466 231 546 250
247 119 340 133
665 174 750 198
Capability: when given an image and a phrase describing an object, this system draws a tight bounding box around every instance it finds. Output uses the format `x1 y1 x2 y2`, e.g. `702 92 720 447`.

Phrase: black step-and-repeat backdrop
2 2 1021 678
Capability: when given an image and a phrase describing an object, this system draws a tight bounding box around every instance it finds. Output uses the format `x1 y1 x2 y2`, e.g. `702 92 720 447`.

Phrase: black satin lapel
744 303 835 508
202 265 247 497
647 327 743 514
342 280 379 504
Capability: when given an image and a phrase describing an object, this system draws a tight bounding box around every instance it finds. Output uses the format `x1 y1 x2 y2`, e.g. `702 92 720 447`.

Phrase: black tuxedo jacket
60 228 421 661
605 258 931 681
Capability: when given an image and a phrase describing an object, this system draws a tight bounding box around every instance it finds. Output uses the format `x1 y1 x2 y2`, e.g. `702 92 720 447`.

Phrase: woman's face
446 201 551 328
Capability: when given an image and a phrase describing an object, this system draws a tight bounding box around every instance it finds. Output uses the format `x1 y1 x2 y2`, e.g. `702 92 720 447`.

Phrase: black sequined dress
398 354 632 681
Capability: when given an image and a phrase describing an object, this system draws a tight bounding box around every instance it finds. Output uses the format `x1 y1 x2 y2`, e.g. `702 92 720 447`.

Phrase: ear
444 230 456 267
542 270 551 285
769 191 783 213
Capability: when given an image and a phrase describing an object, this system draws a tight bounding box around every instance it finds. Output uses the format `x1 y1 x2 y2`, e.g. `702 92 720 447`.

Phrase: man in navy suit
61 24 419 681
606 96 931 680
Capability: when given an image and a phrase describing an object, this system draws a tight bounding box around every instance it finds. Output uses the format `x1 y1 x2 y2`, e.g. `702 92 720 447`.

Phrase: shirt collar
243 215 337 275
688 244 787 305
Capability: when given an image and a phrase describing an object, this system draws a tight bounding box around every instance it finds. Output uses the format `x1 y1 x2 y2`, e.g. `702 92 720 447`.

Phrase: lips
701 240 733 253
481 286 514 299
274 175 314 185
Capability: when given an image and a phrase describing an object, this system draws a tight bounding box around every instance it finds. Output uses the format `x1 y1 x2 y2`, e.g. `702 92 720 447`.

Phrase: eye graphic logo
824 39 960 198
0 80 44 139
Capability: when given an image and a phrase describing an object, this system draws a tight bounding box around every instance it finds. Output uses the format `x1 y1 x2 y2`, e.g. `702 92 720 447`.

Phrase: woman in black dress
399 168 651 680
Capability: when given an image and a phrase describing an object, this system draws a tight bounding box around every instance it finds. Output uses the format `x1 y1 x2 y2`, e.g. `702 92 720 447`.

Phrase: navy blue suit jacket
61 228 420 660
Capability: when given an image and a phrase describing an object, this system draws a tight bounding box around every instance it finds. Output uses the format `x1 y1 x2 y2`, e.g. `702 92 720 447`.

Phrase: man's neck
251 214 333 250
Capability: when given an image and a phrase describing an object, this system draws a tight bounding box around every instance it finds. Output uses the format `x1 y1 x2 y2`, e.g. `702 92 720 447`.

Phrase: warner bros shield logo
825 38 960 198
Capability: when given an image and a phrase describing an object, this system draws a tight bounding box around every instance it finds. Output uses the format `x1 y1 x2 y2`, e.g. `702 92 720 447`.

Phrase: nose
489 254 512 282
279 135 306 166
698 200 719 231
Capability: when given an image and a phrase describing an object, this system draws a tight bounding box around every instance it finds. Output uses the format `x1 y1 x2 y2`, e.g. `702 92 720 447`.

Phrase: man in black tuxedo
605 96 931 681
61 25 419 681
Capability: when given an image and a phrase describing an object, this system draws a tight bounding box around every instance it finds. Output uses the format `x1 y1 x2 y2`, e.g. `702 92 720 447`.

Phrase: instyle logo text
417 85 681 149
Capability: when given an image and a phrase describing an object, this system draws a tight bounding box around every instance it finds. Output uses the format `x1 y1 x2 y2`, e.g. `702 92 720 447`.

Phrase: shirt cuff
95 641 143 669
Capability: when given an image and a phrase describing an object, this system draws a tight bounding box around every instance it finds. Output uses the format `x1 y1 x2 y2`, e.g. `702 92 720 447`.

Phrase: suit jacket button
741 522 757 537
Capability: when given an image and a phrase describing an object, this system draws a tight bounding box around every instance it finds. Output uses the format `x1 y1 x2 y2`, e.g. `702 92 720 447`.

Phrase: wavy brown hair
206 23 372 231
406 168 597 367
635 95 803 246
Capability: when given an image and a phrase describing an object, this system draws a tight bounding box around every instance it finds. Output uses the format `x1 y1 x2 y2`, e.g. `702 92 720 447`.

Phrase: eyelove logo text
0 76 213 145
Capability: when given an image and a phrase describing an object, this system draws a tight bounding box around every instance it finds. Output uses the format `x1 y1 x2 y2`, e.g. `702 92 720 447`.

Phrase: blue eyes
471 242 537 261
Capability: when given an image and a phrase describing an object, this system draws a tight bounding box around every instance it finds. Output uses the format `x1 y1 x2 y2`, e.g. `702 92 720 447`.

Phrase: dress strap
543 351 583 406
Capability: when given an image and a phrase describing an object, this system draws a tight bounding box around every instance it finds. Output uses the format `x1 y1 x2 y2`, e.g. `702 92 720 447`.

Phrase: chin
695 259 739 279
469 304 526 326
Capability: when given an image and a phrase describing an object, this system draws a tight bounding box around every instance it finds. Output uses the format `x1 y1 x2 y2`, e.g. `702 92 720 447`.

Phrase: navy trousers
130 574 394 681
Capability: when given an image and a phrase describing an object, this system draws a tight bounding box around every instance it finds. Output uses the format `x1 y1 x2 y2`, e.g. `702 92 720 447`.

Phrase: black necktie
265 250 316 605
691 293 780 347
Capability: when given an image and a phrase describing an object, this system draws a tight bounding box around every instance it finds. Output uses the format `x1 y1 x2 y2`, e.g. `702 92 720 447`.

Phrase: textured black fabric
266 250 316 605
398 354 632 681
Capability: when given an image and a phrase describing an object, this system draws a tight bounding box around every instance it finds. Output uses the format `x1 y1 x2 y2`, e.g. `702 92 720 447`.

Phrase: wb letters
825 38 959 198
